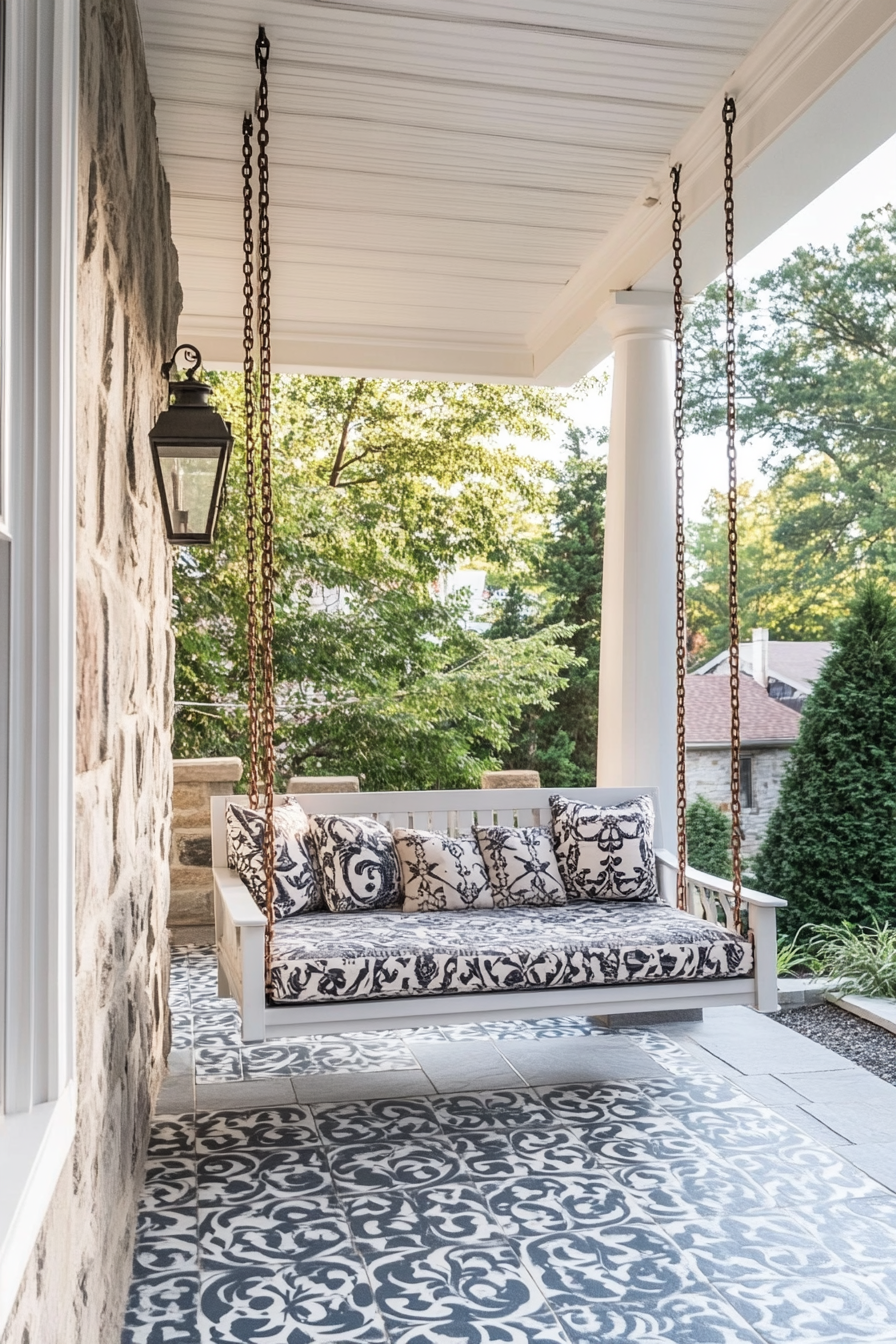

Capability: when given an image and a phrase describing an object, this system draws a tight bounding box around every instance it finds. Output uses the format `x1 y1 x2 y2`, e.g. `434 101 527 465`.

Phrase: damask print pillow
308 814 401 913
549 794 659 903
226 800 324 919
473 825 567 908
393 828 494 912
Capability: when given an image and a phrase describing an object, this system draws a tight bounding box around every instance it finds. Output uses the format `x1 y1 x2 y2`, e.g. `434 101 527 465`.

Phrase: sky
565 128 896 522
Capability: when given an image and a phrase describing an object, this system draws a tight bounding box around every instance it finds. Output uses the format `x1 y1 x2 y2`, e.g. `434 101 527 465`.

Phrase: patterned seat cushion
550 793 660 903
268 901 753 1003
226 800 324 919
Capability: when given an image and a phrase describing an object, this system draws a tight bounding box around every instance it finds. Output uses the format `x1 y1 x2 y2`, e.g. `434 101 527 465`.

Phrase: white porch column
596 291 677 846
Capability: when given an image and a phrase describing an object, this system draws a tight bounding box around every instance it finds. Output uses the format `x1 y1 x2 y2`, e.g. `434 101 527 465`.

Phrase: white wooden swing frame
212 787 784 1043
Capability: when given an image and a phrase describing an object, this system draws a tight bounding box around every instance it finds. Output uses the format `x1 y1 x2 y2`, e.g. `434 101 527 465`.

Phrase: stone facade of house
1 2 181 1341
686 744 793 859
169 757 243 943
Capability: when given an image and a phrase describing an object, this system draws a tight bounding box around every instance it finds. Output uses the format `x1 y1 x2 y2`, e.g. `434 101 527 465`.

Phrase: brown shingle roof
686 674 802 746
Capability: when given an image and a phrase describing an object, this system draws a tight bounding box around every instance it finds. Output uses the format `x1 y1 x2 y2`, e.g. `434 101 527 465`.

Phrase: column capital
599 290 674 340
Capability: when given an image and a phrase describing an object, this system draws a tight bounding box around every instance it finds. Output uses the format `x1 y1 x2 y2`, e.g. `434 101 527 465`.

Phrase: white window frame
0 0 77 1330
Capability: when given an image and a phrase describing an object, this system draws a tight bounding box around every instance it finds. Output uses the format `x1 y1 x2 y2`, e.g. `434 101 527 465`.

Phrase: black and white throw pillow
549 794 659 903
473 825 567 909
394 829 494 912
226 800 324 919
309 814 401 913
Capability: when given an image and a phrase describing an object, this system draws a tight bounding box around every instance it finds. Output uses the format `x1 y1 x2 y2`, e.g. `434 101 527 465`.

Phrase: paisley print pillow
309 814 401 913
394 829 494 912
226 800 324 919
473 825 567 908
549 794 659 903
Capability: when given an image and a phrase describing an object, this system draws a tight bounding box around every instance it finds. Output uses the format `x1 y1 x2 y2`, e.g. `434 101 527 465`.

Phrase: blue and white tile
609 1156 773 1222
664 1212 845 1282
450 1127 598 1182
388 1302 571 1344
197 1145 332 1205
553 1291 766 1343
193 1046 244 1083
122 1270 200 1344
148 1116 195 1157
800 1195 896 1271
482 1016 599 1040
735 1143 881 1208
277 1033 417 1077
517 1225 700 1305
314 1097 442 1146
480 1172 642 1237
141 1156 197 1210
437 1022 490 1040
717 1272 896 1343
569 1118 695 1164
199 1259 387 1343
195 1106 317 1154
662 1103 799 1152
242 1043 335 1078
363 1239 554 1340
393 1025 451 1043
133 1206 199 1276
432 1090 556 1134
537 1081 656 1125
345 1184 499 1252
638 1075 751 1111
327 1139 468 1198
199 1195 352 1268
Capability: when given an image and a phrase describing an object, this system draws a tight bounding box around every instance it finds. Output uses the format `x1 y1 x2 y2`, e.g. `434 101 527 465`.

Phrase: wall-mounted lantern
148 344 233 545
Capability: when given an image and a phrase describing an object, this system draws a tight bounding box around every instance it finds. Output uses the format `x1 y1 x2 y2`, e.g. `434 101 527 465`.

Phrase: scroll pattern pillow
473 825 567 908
394 829 494 912
549 794 659 903
226 800 324 919
309 814 401 913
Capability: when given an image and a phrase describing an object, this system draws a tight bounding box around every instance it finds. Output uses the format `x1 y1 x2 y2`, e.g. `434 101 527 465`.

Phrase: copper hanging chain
670 163 688 913
722 95 743 927
256 25 277 983
242 113 261 811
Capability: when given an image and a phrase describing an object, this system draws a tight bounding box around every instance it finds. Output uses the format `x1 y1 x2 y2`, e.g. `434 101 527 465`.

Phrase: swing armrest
214 868 268 926
654 849 786 908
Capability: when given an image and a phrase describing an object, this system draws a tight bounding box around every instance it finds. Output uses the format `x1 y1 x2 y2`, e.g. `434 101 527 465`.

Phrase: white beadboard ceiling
136 0 896 382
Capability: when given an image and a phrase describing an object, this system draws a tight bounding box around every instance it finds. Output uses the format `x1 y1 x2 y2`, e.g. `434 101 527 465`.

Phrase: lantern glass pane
155 445 222 538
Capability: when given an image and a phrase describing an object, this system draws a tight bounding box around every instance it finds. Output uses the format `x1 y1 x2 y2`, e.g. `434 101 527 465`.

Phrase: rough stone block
173 756 243 783
288 775 361 793
481 770 541 789
175 832 213 868
168 887 214 926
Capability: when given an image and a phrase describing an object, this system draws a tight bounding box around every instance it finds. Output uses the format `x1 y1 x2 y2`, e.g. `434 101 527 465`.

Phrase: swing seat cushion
267 901 753 1005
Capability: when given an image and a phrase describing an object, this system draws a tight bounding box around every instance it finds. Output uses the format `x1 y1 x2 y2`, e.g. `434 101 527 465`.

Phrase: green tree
685 796 732 880
488 428 605 786
753 580 896 932
685 209 896 616
174 373 585 789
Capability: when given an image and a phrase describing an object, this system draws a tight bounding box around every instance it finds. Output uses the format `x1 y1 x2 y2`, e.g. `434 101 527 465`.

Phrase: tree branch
329 378 367 487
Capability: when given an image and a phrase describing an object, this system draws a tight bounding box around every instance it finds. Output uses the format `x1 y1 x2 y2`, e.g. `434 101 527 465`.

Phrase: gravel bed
772 1001 896 1085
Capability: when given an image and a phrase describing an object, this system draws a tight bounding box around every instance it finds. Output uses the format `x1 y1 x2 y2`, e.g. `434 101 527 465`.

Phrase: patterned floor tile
536 1081 657 1124
664 1103 800 1152
394 1026 452 1043
663 1212 844 1282
195 1106 318 1154
553 1290 766 1343
327 1139 468 1198
450 1127 598 1182
193 1047 244 1083
346 1183 499 1251
199 1196 352 1268
480 1173 641 1237
432 1090 557 1134
274 1035 417 1077
569 1117 696 1164
482 1016 598 1040
517 1225 700 1304
388 1302 572 1344
609 1156 774 1223
122 1270 200 1344
197 1146 332 1205
314 1097 442 1146
133 1206 199 1276
364 1240 553 1339
148 1116 196 1157
717 1272 896 1343
141 1156 198 1211
735 1143 882 1208
438 1022 490 1040
199 1260 387 1343
795 1195 896 1271
637 1076 751 1110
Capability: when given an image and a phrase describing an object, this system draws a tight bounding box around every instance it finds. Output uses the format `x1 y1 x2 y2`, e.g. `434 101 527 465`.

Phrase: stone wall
170 758 243 942
1 2 181 1341
686 744 793 858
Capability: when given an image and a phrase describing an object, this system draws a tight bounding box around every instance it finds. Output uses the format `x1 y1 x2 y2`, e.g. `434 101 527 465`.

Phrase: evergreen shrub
686 795 732 880
754 581 896 933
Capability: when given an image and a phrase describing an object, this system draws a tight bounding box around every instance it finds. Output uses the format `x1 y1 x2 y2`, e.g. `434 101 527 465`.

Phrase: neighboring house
686 672 802 858
695 628 832 713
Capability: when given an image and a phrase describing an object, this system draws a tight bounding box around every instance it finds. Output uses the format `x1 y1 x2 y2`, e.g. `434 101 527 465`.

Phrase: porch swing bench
211 787 784 1044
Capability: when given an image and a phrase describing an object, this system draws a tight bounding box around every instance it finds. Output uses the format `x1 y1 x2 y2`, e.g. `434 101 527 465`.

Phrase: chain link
670 163 688 912
242 113 261 811
255 25 277 985
723 95 743 926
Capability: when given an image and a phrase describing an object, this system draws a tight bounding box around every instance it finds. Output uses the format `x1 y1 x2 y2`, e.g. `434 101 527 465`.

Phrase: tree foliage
753 581 896 932
174 373 586 789
685 795 732 880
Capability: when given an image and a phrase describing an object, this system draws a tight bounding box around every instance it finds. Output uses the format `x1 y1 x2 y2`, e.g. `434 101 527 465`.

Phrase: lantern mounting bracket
161 343 203 383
